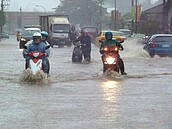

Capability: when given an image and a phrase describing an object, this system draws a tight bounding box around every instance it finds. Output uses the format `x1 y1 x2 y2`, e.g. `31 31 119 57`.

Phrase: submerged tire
149 53 154 58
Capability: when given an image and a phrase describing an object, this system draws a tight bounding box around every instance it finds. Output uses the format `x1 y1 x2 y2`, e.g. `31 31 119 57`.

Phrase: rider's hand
120 46 124 51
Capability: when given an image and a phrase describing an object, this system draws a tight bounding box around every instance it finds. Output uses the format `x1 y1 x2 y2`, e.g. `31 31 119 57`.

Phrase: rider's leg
118 58 127 75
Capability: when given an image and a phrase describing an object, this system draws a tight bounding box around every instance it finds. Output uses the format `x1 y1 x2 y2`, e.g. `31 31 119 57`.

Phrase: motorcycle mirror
46 45 51 49
119 40 124 43
23 45 27 49
99 40 103 43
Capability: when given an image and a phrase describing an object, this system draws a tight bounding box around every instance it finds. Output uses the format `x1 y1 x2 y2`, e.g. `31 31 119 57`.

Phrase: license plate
162 44 170 47
61 41 65 44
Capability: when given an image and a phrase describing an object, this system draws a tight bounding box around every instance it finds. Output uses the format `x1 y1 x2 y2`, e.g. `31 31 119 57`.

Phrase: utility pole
0 0 10 34
18 7 22 29
99 1 102 31
131 0 134 34
114 0 117 30
0 0 4 34
135 0 138 33
1 0 3 11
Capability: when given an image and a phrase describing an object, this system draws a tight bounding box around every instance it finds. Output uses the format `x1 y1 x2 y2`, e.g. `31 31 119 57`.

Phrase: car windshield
118 32 125 36
119 30 131 35
103 31 119 36
52 24 70 33
153 36 172 42
22 30 40 36
84 28 97 33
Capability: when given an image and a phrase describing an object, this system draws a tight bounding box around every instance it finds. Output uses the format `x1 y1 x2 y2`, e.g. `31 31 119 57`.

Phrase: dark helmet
105 31 113 40
81 28 88 35
41 31 48 38
71 25 75 31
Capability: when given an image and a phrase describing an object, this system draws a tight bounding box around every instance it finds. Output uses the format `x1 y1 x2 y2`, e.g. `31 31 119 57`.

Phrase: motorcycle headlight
33 53 39 57
106 57 116 64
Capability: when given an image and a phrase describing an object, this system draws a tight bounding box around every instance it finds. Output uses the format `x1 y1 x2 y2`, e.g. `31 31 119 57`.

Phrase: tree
0 10 6 33
55 0 107 30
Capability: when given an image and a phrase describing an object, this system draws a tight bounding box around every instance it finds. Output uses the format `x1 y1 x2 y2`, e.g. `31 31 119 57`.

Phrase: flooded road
0 35 172 129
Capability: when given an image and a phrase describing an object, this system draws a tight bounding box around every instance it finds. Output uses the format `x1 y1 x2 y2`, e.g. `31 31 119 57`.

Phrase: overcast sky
6 0 60 12
5 0 159 12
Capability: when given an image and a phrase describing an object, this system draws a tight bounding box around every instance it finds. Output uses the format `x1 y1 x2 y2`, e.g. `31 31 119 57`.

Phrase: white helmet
33 32 42 41
33 32 42 37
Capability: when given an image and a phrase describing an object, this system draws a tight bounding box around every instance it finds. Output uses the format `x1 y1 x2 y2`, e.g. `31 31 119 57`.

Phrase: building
5 11 55 33
140 0 172 33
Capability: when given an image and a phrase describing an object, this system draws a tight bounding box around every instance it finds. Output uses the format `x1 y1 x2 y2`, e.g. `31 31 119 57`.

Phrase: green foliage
56 0 107 29
0 10 6 26
122 12 132 21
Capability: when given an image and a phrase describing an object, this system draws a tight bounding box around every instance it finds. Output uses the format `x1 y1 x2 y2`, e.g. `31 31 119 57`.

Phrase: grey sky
7 0 60 12
6 0 159 12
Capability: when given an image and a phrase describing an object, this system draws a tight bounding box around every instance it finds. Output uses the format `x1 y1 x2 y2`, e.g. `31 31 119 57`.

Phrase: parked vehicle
19 27 41 49
137 35 150 44
143 34 172 58
39 15 71 47
117 31 126 41
72 42 83 62
119 29 132 37
0 33 9 39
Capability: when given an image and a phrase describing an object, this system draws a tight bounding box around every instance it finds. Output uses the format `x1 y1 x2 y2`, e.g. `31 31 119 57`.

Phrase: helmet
41 31 48 38
81 28 88 35
33 32 42 41
105 31 113 40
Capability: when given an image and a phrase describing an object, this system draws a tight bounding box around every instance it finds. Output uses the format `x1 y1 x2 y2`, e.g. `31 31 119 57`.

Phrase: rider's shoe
121 72 127 75
47 73 50 78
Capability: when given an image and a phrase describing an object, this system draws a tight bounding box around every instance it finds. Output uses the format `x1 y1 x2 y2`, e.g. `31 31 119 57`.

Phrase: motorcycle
23 45 50 76
100 40 124 73
72 42 83 62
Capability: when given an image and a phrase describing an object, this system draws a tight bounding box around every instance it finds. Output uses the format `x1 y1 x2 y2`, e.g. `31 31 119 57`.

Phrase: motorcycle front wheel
103 64 119 73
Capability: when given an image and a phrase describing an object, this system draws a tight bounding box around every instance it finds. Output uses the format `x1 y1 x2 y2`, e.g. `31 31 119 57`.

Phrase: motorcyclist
23 32 49 73
16 31 21 41
41 31 51 77
69 25 78 42
73 29 91 62
99 31 127 75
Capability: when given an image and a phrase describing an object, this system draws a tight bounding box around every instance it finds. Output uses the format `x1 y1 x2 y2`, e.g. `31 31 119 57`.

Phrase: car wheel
149 53 154 58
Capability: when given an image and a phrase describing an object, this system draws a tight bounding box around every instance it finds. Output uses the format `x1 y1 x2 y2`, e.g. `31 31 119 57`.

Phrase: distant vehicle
19 27 41 49
0 33 9 39
143 34 172 58
81 26 98 43
39 15 71 47
117 31 126 41
96 30 124 46
119 29 132 37
137 35 150 44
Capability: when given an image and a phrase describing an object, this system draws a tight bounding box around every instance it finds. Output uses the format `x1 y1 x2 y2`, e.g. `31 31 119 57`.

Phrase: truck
39 15 71 47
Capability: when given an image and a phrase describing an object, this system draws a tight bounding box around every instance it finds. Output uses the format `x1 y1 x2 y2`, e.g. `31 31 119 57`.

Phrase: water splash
19 68 50 84
102 70 125 80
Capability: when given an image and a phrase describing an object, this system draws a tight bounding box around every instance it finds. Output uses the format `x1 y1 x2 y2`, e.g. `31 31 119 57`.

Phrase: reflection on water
101 80 121 102
100 80 121 118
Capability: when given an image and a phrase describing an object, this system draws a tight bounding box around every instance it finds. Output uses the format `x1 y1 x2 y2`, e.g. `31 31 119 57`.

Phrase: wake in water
102 69 147 80
19 68 50 84
102 69 126 80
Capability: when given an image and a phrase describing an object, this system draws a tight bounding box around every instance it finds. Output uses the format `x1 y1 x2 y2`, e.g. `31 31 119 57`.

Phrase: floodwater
0 35 172 129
